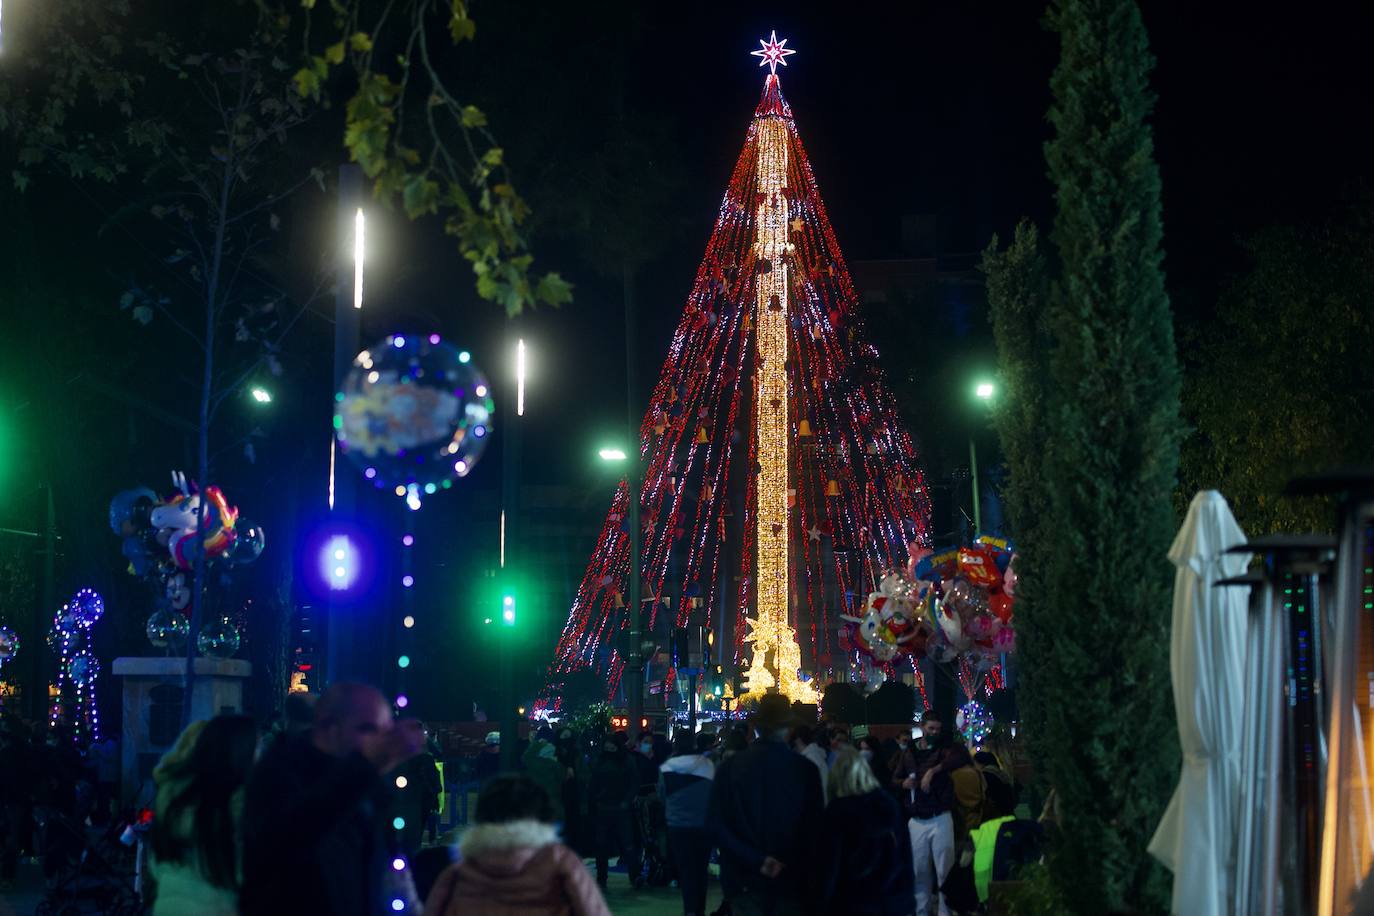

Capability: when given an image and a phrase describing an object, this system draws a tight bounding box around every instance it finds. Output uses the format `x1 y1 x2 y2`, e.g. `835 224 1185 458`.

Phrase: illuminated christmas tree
550 34 932 704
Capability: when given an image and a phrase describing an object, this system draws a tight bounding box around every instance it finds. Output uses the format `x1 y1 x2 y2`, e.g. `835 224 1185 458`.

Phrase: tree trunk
181 159 235 728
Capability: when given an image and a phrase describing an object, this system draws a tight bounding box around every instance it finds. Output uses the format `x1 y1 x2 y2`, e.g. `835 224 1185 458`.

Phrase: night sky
1 1 1371 723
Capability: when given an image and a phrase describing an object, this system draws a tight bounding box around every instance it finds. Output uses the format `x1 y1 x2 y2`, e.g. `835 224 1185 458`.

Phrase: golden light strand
742 117 816 705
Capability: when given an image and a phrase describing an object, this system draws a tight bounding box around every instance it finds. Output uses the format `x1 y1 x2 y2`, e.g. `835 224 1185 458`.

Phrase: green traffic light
502 594 515 626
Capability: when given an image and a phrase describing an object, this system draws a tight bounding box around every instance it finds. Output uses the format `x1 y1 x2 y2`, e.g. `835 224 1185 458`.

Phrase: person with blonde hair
819 747 915 916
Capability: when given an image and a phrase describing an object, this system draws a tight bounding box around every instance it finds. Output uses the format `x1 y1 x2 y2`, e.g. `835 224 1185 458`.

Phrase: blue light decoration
49 589 104 741
323 534 361 592
958 699 993 748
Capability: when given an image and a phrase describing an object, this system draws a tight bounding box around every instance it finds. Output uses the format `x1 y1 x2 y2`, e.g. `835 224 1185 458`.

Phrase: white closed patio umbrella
1149 490 1250 916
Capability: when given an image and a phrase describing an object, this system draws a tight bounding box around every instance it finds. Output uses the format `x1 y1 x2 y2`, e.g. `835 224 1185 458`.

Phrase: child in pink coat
425 774 610 916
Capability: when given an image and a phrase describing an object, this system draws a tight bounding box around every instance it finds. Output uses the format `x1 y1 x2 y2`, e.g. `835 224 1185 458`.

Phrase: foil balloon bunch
840 570 935 663
910 536 1018 664
109 471 263 653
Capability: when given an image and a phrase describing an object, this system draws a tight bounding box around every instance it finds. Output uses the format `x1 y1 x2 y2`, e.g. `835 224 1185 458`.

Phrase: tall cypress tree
985 0 1182 910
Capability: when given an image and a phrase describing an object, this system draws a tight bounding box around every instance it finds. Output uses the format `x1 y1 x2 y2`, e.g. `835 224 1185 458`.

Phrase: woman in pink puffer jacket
425 774 610 916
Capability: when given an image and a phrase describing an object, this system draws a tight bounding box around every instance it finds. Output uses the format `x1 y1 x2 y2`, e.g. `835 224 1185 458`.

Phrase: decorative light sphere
70 588 105 629
335 334 493 500
0 626 20 662
197 617 242 658
146 609 190 650
957 699 993 747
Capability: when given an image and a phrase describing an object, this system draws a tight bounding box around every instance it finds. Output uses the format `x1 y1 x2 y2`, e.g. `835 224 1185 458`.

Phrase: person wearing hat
708 694 823 915
474 731 502 785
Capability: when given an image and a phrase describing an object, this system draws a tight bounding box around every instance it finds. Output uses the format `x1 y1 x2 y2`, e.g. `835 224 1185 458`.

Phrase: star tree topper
751 30 796 75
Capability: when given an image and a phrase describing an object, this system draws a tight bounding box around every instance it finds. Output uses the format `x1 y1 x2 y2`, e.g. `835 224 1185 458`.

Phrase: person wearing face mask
855 735 889 790
893 714 954 916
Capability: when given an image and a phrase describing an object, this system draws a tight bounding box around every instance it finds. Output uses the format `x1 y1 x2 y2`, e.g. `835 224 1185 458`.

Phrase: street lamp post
499 337 526 770
598 444 643 737
622 264 645 740
970 381 995 536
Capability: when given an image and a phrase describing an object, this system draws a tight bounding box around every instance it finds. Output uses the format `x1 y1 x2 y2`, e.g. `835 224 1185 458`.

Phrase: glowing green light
397 655 410 668
332 415 343 430
393 816 405 830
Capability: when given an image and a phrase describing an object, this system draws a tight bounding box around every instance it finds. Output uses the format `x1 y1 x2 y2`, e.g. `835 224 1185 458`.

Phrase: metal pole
327 164 363 685
36 484 56 722
969 436 981 536
625 262 644 738
689 673 698 733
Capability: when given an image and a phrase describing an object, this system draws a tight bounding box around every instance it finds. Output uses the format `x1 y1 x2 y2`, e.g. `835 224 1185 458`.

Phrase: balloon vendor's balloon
990 593 1015 624
165 573 192 611
1003 556 1018 596
0 626 19 661
227 520 266 566
68 651 98 688
152 485 238 570
109 487 157 536
146 610 190 650
52 605 80 636
70 588 105 630
197 618 241 658
335 334 494 501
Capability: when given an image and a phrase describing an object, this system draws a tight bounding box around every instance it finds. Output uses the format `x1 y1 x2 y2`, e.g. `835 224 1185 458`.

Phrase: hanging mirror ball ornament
146 610 190 650
335 335 494 505
68 650 99 688
70 588 105 630
197 617 242 658
0 626 19 661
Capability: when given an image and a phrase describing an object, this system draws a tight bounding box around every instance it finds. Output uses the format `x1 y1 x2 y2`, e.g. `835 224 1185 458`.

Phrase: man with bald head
241 682 424 915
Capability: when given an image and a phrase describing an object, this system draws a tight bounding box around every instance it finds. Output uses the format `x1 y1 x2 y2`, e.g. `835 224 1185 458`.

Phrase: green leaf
460 105 487 128
534 272 573 307
481 147 503 167
324 42 346 65
402 175 440 217
349 32 373 52
293 68 320 98
301 0 316 8
449 8 476 43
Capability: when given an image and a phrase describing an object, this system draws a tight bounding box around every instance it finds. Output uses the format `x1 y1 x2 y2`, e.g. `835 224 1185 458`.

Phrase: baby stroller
34 807 142 915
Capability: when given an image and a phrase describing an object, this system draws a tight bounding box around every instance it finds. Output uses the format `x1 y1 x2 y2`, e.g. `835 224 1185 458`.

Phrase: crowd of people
1 687 1040 916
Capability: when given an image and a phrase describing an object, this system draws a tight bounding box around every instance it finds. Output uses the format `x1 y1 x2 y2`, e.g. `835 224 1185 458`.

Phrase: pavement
0 854 723 916
597 875 724 916
0 860 44 916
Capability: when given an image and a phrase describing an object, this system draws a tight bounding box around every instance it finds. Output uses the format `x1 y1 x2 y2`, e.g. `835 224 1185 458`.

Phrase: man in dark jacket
241 682 424 916
892 713 954 916
708 694 823 916
588 731 643 888
660 731 717 916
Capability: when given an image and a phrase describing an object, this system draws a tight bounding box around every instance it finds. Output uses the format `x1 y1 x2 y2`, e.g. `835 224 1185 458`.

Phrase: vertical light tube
516 339 527 417
328 436 336 510
353 208 365 309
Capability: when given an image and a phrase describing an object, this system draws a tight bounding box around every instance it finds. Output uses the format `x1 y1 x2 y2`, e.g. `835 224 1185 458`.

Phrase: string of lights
548 58 931 700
